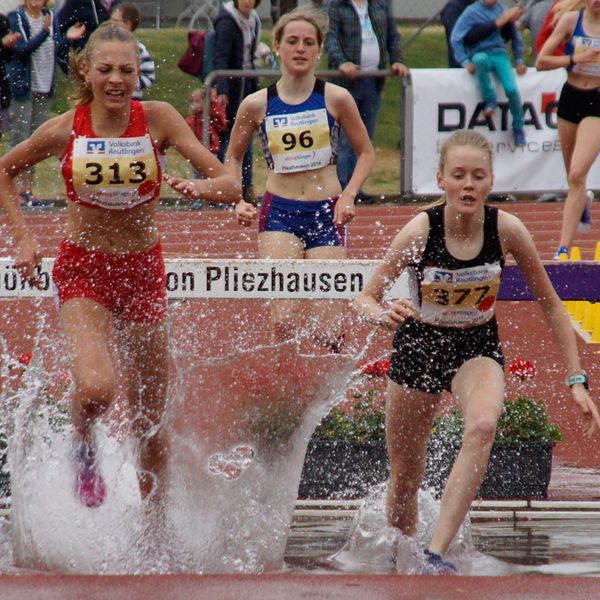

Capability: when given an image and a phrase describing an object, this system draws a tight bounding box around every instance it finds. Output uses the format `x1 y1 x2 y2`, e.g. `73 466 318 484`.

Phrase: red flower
508 358 536 382
361 359 391 377
17 352 32 367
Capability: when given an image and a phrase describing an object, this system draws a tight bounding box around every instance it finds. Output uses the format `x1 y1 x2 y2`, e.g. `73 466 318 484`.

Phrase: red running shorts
52 239 167 323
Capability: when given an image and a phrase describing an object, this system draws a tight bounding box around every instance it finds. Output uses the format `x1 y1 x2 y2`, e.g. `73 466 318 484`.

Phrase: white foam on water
332 483 515 576
10 418 148 573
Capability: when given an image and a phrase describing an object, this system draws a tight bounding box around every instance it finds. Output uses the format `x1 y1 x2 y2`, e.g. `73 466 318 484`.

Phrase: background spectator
0 13 20 140
440 0 523 70
7 0 64 206
451 0 528 147
186 86 227 208
186 87 226 158
441 0 475 68
213 0 261 202
56 0 120 71
110 2 155 99
520 0 554 60
324 0 408 202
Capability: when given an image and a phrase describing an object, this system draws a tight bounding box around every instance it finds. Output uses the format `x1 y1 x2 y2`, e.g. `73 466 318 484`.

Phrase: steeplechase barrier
0 258 598 302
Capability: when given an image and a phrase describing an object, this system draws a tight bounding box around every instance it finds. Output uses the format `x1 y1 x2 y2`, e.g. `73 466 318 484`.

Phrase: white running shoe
577 190 594 233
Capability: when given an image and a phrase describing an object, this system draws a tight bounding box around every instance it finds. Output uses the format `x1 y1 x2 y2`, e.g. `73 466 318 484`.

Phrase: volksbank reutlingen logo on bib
86 140 106 154
433 270 453 283
272 116 288 128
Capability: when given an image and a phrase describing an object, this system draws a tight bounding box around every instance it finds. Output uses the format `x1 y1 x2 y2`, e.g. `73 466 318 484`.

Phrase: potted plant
299 358 563 500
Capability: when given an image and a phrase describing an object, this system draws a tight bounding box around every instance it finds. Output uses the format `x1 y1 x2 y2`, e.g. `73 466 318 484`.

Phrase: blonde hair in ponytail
68 22 139 108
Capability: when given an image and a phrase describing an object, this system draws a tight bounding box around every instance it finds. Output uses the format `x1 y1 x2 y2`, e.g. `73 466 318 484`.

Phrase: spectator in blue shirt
451 0 528 147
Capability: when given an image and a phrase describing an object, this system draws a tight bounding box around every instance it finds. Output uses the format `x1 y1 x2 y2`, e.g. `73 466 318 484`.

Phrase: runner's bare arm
326 84 375 225
224 91 265 183
536 12 577 71
353 212 428 327
500 211 600 436
146 101 241 204
0 113 73 283
224 91 265 224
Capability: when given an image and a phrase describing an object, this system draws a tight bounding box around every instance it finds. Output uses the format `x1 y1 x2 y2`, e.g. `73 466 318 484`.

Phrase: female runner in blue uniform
169 6 375 348
536 0 600 258
0 23 240 510
354 129 600 574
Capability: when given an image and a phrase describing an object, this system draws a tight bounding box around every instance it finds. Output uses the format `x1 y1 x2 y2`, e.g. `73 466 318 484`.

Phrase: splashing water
1 298 364 574
332 483 515 575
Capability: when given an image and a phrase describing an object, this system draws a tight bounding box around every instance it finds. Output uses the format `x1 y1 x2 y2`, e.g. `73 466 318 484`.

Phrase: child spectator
186 87 226 208
451 0 528 147
0 13 20 140
186 87 226 160
111 2 155 99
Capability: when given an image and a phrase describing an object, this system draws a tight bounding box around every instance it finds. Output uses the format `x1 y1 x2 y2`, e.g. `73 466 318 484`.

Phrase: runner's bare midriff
265 164 342 201
65 200 159 253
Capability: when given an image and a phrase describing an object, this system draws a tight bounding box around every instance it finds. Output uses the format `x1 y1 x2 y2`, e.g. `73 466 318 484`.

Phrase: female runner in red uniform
0 23 241 509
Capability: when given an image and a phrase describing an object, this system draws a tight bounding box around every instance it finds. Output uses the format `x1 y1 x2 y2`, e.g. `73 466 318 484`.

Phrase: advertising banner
404 68 600 195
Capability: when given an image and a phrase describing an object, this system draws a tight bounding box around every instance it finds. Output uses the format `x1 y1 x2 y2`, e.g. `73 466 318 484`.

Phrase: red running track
0 573 599 600
3 202 599 260
3 203 598 467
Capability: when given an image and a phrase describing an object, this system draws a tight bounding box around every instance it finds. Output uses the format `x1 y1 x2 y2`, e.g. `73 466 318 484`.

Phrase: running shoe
513 128 526 147
553 245 569 260
483 101 497 117
74 440 106 508
422 549 458 575
577 190 594 233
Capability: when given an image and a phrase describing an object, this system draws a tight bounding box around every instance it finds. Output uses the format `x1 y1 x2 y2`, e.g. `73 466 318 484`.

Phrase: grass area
4 26 471 199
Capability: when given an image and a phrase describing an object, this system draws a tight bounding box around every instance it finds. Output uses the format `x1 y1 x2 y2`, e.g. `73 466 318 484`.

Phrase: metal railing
135 0 163 29
176 0 219 30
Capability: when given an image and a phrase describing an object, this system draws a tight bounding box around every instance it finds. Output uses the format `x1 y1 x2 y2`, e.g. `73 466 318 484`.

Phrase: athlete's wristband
568 54 575 70
566 371 589 390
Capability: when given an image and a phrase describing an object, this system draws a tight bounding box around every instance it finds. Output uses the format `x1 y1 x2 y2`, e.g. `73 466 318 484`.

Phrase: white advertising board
405 68 600 195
